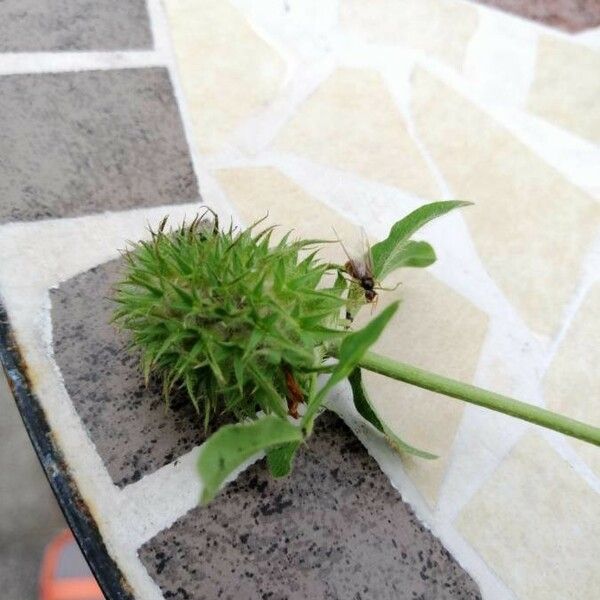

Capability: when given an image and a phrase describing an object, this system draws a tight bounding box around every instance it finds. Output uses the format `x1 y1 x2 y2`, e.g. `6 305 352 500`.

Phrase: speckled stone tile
139 412 481 600
0 0 152 51
0 68 198 224
472 0 600 32
51 259 231 488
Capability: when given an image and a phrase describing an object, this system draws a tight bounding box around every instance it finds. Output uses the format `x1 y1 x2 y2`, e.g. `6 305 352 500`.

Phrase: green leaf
372 201 471 279
198 415 303 503
395 240 436 269
348 368 384 432
168 281 194 306
332 270 348 297
348 368 437 460
248 363 288 419
266 441 301 478
233 354 245 395
302 302 399 430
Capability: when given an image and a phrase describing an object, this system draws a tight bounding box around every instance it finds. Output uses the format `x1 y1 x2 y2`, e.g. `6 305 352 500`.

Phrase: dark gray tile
0 0 152 51
0 68 198 223
140 413 481 600
473 0 600 32
51 259 230 487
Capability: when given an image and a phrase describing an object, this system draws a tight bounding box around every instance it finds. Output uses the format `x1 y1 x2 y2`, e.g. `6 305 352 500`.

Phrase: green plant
113 203 600 503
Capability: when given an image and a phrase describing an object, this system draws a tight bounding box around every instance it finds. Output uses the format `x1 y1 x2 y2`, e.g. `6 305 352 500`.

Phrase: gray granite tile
140 412 481 600
473 0 600 32
0 68 198 223
51 259 231 487
0 0 152 51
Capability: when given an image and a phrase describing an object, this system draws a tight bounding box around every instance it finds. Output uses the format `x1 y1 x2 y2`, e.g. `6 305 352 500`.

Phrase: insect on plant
336 228 397 321
339 228 377 301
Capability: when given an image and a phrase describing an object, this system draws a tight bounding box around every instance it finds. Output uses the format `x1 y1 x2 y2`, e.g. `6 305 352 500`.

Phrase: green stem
351 350 600 447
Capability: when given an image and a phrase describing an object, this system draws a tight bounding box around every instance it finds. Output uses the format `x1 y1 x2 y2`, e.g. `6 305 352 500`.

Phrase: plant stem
346 349 600 447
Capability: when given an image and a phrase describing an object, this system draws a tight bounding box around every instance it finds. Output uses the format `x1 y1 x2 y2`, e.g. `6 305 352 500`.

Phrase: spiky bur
113 216 346 429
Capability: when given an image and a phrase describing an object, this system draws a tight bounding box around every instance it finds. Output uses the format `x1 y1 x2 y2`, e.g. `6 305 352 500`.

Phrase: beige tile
457 433 600 599
529 36 600 144
544 284 600 476
340 0 478 70
216 165 488 505
275 68 439 199
164 0 285 153
412 67 600 336
215 166 358 265
357 269 489 506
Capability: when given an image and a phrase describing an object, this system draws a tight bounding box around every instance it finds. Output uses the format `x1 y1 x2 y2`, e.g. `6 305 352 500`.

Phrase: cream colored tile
340 0 478 70
457 433 600 599
214 166 358 265
164 0 285 153
275 68 439 199
357 269 489 506
529 36 600 144
544 284 600 476
412 67 600 336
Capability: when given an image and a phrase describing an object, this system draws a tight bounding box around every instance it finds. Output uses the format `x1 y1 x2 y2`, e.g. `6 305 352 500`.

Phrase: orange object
39 529 104 600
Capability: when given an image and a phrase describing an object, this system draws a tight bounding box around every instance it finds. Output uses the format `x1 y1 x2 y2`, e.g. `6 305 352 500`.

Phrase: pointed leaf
266 441 301 478
372 201 471 279
392 240 436 269
348 368 384 432
233 354 245 395
248 363 288 418
332 270 348 297
198 415 303 503
349 368 437 460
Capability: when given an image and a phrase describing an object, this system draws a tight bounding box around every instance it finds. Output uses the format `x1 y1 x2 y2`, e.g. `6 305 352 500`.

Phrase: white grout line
540 232 600 375
145 0 242 226
0 51 165 75
385 71 449 199
493 108 600 200
541 429 600 495
229 56 335 156
145 0 173 55
463 8 538 110
117 442 266 551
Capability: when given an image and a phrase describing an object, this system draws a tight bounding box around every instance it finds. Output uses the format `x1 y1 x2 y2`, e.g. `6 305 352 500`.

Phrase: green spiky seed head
113 216 346 427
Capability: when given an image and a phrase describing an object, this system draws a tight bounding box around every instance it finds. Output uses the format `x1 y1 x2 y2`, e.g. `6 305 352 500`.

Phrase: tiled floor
0 2 598 600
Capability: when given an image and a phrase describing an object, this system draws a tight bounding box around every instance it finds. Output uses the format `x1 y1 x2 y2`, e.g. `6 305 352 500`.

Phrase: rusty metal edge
0 300 134 600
